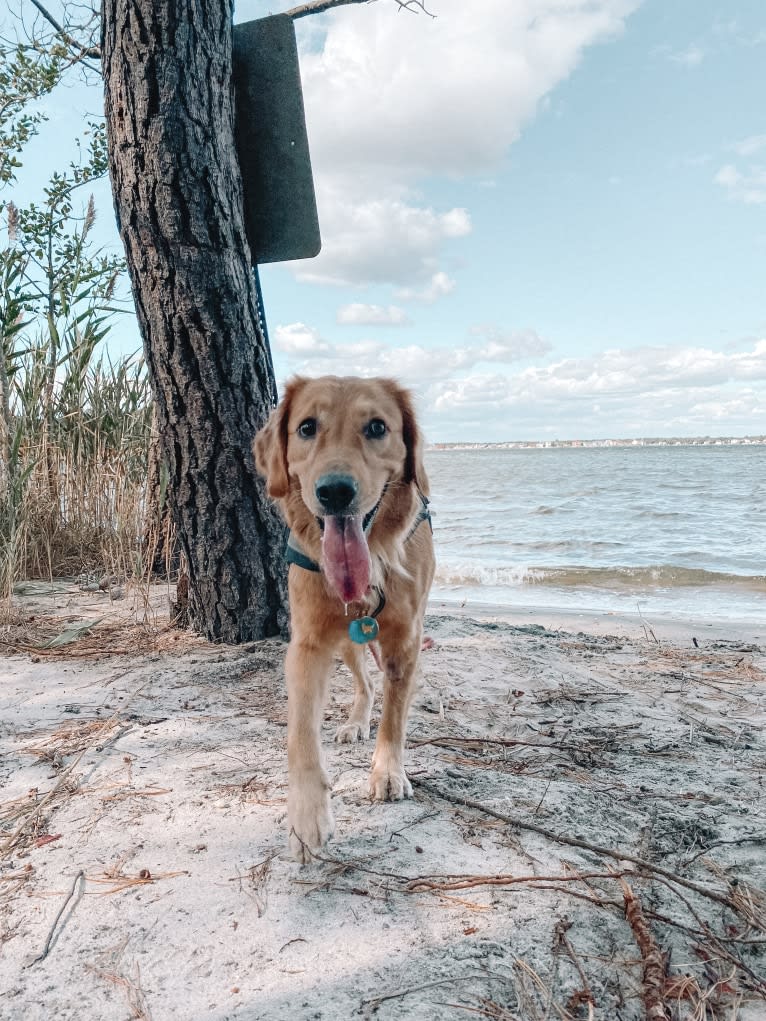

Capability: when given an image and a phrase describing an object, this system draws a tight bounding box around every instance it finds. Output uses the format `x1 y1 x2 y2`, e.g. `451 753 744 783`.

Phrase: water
425 444 766 623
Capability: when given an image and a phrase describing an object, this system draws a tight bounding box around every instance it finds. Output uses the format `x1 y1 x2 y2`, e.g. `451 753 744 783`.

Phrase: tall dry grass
1 188 163 601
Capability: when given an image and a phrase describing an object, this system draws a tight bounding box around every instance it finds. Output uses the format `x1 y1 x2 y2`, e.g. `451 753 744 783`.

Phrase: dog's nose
315 473 358 514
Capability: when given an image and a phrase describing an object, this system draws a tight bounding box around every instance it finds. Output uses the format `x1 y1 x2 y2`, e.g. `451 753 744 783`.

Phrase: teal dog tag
349 616 379 644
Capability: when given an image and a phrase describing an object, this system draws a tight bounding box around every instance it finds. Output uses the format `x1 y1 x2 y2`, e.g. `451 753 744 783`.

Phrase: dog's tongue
321 515 370 604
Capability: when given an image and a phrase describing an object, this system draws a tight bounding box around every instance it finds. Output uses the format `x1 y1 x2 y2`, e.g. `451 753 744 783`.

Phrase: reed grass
1 183 162 600
0 337 160 597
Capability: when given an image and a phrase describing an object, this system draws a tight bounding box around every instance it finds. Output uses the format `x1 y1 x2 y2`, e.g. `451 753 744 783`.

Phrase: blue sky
4 0 765 441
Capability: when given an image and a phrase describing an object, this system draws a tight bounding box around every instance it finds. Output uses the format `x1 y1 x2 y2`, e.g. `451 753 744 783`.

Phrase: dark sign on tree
232 16 321 265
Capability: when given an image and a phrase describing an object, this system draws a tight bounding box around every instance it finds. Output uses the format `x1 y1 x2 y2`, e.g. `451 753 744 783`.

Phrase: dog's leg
335 642 375 744
369 629 420 801
285 638 335 863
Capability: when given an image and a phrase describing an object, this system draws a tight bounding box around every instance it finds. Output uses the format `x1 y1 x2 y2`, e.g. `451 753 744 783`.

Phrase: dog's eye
364 419 387 439
297 418 317 439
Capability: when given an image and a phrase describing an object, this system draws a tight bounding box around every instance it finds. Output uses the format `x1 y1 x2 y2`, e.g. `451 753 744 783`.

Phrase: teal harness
285 492 432 644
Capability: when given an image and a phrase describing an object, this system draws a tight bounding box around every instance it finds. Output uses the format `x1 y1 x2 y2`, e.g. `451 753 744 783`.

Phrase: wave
434 562 766 591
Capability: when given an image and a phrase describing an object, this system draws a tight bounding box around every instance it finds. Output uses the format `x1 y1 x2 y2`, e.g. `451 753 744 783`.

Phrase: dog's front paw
334 720 370 744
369 753 413 801
288 773 334 864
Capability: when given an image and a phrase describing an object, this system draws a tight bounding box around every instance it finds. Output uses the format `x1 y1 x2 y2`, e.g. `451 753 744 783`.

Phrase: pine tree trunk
101 0 289 642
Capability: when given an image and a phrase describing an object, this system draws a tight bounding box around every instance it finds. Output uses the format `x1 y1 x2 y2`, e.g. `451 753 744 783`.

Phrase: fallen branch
406 868 632 893
411 777 755 919
619 877 669 1020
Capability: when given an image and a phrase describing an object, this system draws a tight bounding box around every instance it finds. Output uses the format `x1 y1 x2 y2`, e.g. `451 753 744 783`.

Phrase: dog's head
253 375 428 603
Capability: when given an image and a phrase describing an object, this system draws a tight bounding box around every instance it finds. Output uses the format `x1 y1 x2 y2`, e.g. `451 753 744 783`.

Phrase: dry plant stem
410 735 591 754
553 918 595 1017
26 870 84 968
647 872 766 993
412 778 748 917
361 971 512 1010
619 878 669 1020
1 683 148 861
406 869 633 893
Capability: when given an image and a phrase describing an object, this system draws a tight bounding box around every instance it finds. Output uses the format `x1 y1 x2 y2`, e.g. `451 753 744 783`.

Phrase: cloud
272 320 550 382
336 303 410 326
732 134 766 157
425 339 766 437
273 322 331 355
300 0 640 181
290 0 640 289
668 44 705 67
715 162 766 205
468 324 552 361
436 340 766 406
294 196 470 287
394 271 457 304
272 322 766 440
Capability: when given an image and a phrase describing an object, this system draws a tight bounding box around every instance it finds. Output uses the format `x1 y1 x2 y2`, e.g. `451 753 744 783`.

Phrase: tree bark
101 0 288 642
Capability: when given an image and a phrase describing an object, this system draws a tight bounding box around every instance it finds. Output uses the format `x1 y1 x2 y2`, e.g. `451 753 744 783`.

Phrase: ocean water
425 444 766 623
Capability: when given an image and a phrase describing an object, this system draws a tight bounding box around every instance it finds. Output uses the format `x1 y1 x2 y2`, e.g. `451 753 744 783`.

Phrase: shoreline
428 594 765 645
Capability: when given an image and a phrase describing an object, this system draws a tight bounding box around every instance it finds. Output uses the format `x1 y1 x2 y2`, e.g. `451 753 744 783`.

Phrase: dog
254 375 435 862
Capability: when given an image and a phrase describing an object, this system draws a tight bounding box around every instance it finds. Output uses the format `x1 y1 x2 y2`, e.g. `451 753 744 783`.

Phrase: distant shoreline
429 436 766 450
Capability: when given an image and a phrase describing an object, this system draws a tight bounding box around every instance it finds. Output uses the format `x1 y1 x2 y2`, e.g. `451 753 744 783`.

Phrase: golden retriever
254 376 434 862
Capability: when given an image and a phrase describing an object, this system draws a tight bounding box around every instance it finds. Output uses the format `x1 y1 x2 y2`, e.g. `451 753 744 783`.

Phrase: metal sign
233 15 322 264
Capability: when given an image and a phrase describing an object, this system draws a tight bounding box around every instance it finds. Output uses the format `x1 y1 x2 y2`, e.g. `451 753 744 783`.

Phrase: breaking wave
434 562 766 591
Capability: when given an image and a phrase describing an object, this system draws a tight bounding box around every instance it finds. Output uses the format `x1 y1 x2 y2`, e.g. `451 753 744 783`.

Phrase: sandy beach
1 582 765 1020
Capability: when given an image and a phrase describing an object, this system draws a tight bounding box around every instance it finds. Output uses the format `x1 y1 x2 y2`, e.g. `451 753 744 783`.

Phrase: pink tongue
321 515 371 604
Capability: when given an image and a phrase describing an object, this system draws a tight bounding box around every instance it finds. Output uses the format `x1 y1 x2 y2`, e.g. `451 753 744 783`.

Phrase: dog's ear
393 383 430 497
253 379 303 499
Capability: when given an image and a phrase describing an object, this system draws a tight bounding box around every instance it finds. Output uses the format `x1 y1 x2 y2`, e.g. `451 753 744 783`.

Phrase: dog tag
349 616 379 644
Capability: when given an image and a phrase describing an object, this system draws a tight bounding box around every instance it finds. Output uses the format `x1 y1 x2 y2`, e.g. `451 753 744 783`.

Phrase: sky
4 0 766 442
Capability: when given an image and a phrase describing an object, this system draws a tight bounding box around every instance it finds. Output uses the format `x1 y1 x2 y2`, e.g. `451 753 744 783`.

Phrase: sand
1 582 765 1020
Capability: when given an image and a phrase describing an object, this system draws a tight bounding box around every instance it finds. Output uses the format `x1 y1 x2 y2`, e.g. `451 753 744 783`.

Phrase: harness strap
285 533 321 573
407 491 432 539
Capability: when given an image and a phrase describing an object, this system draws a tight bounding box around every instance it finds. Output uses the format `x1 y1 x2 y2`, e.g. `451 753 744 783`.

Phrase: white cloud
668 44 705 67
426 340 766 437
468 324 552 361
273 320 550 381
715 162 766 205
290 0 640 289
273 322 766 439
273 322 330 355
394 271 457 304
336 303 410 325
732 134 766 157
294 194 471 286
300 0 640 181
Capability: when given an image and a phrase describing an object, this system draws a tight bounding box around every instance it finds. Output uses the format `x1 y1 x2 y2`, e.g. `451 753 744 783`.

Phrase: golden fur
254 375 435 862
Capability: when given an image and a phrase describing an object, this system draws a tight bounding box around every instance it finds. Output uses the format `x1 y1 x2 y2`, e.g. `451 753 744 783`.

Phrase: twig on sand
552 917 596 1020
411 777 758 920
405 869 633 894
618 876 669 1021
409 734 595 755
361 971 508 1013
26 870 85 968
636 602 659 644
